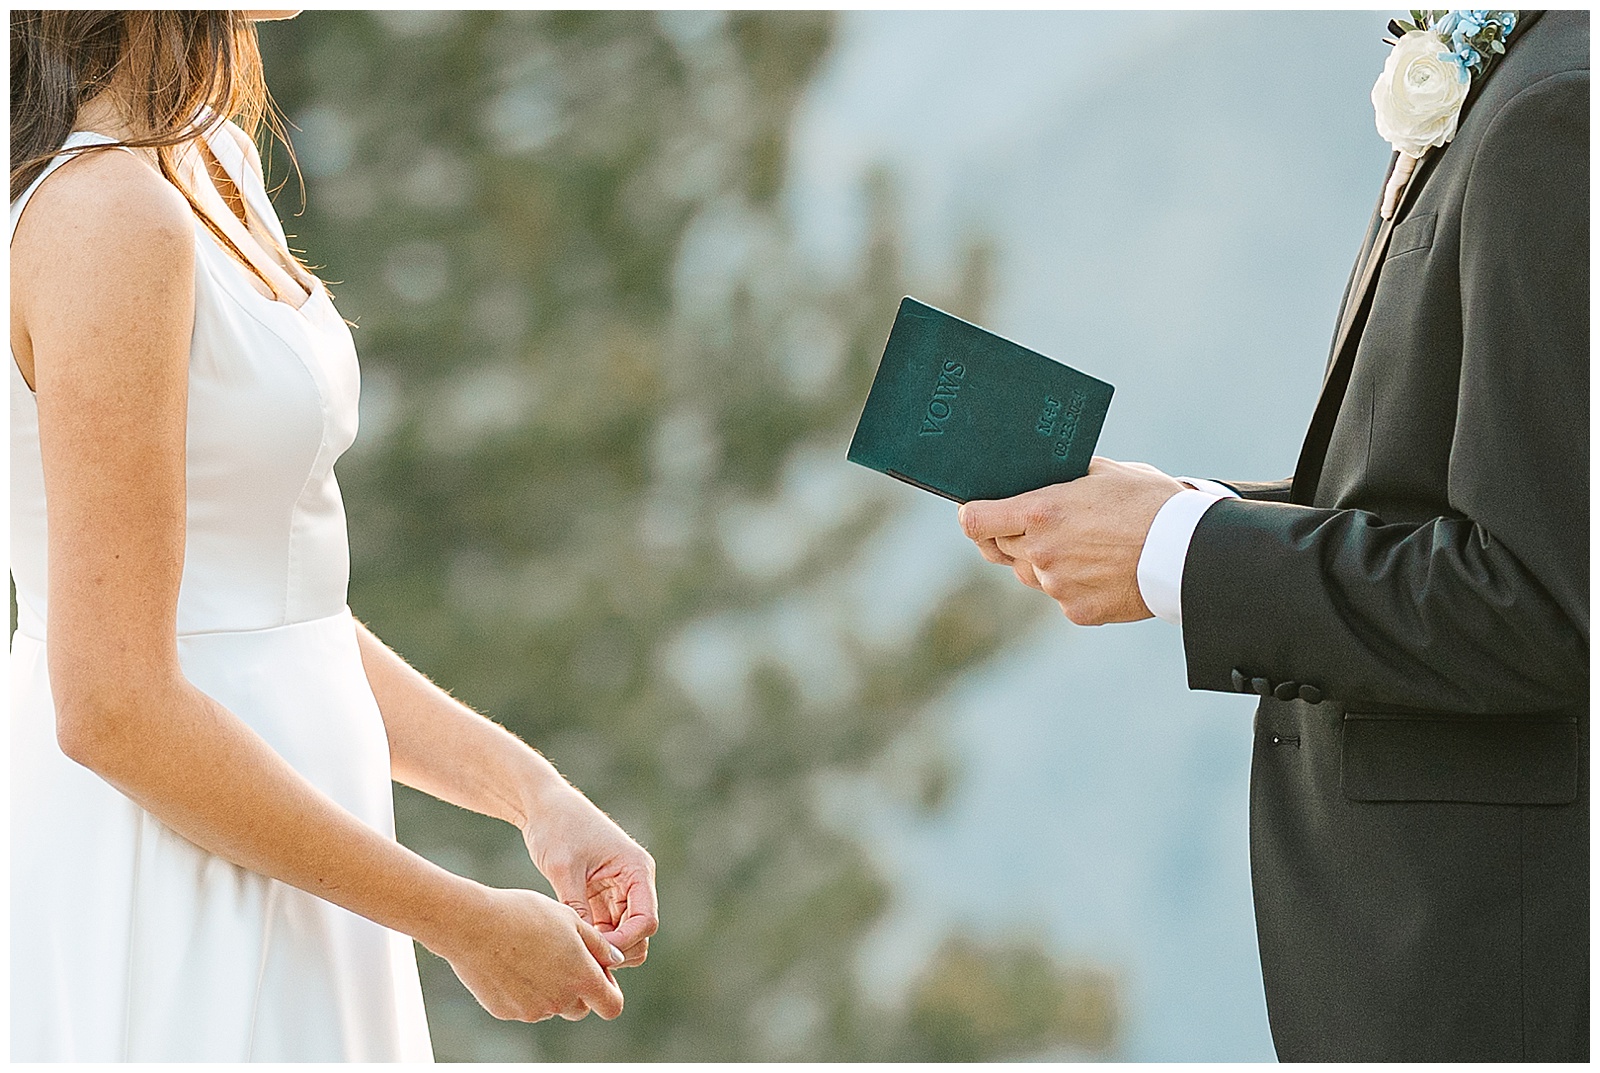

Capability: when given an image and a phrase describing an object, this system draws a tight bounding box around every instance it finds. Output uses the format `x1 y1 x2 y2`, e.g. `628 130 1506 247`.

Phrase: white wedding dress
10 125 434 1061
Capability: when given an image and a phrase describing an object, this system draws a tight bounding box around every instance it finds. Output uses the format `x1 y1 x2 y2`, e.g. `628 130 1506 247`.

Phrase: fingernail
606 943 625 965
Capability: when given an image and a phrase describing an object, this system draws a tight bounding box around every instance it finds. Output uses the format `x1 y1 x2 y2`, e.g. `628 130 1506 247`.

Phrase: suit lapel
1324 158 1393 371
1290 181 1400 503
1289 12 1542 505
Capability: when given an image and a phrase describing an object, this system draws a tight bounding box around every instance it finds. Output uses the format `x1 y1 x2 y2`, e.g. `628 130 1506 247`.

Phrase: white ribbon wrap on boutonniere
1372 10 1519 218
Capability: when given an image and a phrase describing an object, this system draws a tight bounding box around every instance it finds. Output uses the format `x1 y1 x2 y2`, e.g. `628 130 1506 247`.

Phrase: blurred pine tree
258 10 1117 1061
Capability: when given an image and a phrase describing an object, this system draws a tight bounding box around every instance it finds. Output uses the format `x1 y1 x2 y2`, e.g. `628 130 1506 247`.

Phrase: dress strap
196 118 314 293
9 131 131 246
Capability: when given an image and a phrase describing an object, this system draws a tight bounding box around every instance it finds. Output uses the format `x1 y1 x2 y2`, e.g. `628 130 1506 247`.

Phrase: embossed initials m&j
1035 388 1087 457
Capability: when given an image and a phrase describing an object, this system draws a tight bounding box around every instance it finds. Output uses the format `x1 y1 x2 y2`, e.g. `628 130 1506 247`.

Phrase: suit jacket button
1251 677 1273 697
1231 669 1249 693
1298 684 1324 704
1273 681 1299 702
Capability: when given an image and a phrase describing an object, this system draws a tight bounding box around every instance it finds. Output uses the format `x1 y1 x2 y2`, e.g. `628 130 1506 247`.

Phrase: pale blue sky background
786 11 1392 1060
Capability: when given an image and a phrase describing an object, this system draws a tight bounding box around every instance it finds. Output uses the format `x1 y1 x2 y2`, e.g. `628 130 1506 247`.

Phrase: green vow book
847 297 1114 503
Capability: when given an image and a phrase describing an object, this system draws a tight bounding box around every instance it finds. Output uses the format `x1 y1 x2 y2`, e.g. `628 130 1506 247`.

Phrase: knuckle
1023 503 1056 530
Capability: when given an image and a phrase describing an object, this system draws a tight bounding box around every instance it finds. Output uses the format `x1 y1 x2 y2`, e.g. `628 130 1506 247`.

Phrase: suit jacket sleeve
1179 70 1589 714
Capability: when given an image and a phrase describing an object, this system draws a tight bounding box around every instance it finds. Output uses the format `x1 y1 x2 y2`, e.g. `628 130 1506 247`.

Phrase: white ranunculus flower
1372 29 1471 157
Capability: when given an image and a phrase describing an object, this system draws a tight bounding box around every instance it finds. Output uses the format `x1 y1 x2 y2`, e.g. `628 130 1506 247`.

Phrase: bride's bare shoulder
13 146 194 276
11 146 198 377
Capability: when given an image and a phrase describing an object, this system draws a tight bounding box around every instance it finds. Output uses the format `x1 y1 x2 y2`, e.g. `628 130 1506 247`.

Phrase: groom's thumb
961 496 1029 541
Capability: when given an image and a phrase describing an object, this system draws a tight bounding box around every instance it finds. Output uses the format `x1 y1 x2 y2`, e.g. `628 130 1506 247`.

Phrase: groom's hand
959 457 1185 625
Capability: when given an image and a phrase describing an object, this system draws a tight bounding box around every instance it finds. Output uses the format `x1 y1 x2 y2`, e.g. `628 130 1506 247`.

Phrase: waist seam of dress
11 604 353 647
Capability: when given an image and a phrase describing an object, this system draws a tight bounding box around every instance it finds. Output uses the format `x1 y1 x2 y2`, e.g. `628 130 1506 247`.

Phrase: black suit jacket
1180 12 1589 1061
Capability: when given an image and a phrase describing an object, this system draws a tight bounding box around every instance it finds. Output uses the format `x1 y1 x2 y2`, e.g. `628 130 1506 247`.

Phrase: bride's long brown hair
10 10 299 291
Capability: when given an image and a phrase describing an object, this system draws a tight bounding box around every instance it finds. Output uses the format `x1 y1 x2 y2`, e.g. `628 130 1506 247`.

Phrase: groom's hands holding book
843 297 1186 626
960 457 1186 625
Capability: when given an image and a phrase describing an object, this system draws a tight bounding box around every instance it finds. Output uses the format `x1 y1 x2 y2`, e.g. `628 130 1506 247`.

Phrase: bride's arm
351 576 659 965
213 122 658 957
16 148 623 1024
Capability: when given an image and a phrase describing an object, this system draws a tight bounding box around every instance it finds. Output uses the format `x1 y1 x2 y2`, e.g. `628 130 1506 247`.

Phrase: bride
10 10 657 1061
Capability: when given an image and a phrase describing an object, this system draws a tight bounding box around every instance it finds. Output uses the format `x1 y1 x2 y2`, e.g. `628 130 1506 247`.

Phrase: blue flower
1438 46 1476 82
1431 8 1518 49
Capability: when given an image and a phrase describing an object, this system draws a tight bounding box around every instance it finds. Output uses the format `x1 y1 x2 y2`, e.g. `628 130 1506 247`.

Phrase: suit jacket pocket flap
1341 712 1577 805
1385 211 1437 260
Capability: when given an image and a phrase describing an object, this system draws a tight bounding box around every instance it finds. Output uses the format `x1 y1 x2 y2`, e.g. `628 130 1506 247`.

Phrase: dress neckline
66 127 325 320
188 124 322 317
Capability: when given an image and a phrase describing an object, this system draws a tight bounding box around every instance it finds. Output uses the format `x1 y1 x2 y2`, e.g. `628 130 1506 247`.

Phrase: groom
959 9 1587 1062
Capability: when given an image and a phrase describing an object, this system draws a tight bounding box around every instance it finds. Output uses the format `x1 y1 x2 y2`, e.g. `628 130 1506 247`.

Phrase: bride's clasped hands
354 624 658 1025
430 771 659 1024
418 785 658 1025
521 787 660 970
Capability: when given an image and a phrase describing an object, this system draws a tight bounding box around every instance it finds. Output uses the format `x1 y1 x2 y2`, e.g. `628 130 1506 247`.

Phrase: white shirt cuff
1136 480 1240 626
1178 476 1240 499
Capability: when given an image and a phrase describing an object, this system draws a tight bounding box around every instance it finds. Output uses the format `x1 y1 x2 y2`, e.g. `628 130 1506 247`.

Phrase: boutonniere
1372 10 1519 218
